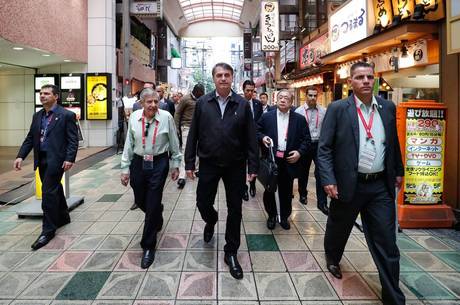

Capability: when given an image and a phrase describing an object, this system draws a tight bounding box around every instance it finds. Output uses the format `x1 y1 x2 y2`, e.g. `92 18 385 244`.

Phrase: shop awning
321 22 438 65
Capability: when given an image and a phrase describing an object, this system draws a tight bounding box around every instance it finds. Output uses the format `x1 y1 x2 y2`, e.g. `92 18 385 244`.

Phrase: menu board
34 74 59 110
404 108 446 204
60 74 84 120
86 73 112 120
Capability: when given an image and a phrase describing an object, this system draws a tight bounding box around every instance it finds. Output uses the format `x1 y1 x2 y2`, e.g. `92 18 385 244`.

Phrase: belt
357 171 385 182
134 152 168 160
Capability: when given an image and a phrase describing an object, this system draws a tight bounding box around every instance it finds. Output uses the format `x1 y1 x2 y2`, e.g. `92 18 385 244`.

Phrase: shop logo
264 2 275 12
413 49 423 62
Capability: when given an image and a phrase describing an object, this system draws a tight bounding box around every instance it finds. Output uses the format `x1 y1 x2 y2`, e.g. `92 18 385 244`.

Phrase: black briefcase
257 145 278 192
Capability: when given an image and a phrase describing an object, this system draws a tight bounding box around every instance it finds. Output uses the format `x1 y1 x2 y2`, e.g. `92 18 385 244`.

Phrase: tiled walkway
0 153 459 304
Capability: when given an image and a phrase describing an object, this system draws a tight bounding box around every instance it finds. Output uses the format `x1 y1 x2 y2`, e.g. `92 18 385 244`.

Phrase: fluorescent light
42 54 51 57
13 47 24 50
63 59 71 62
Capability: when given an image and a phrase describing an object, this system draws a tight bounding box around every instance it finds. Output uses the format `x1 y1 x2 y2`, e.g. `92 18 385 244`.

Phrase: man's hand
286 150 301 163
324 184 338 199
262 136 272 148
247 173 257 182
186 170 195 180
13 158 23 171
62 161 74 172
395 176 403 189
171 168 179 181
120 173 130 186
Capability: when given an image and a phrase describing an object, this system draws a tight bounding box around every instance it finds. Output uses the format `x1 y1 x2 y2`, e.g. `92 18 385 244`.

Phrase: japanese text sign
260 0 280 51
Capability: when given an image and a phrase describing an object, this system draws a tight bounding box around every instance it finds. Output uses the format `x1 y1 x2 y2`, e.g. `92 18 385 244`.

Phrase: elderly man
121 88 181 269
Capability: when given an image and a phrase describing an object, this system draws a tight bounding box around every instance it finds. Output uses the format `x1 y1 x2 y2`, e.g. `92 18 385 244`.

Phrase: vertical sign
404 108 446 204
373 0 393 27
260 0 279 51
243 29 253 71
60 74 84 120
392 0 415 19
86 73 112 120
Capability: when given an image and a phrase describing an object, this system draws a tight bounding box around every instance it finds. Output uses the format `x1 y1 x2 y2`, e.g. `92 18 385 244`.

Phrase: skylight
179 0 244 24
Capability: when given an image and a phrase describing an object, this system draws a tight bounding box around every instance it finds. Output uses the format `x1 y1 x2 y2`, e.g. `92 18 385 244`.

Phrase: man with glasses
295 86 328 214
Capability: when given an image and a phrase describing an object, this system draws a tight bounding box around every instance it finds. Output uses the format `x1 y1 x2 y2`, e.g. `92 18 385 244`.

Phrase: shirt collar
305 103 317 110
137 110 160 122
215 90 232 101
277 109 290 117
354 95 378 110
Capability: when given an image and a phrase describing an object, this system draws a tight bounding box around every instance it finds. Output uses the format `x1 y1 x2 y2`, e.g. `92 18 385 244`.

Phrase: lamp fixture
42 54 50 57
12 47 24 50
63 59 71 62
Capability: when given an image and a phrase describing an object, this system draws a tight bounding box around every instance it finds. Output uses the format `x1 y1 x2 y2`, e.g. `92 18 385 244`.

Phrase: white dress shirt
216 91 232 118
277 109 290 151
248 99 254 118
295 104 326 142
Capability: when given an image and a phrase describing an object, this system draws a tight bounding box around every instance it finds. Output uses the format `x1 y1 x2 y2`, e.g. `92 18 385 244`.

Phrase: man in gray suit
317 62 405 305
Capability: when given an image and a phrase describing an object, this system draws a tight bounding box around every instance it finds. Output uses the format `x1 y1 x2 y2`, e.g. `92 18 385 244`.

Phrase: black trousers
324 178 405 305
196 160 246 255
263 157 293 221
38 153 70 236
129 153 169 250
298 142 327 206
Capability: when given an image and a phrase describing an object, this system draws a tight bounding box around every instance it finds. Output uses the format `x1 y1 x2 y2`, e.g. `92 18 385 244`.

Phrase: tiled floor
0 153 459 304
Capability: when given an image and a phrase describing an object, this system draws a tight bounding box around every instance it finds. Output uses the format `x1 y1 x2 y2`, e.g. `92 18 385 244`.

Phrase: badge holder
143 155 154 170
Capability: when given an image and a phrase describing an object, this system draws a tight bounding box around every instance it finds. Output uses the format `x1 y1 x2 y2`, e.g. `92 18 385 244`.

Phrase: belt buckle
365 173 370 181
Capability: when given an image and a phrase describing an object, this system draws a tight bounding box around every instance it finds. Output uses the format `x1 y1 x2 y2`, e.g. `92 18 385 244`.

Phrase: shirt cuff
121 167 130 174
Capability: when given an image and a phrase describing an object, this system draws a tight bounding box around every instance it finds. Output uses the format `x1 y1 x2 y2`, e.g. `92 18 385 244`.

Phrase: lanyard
354 96 375 140
141 115 159 149
280 113 289 143
305 107 319 129
40 113 54 141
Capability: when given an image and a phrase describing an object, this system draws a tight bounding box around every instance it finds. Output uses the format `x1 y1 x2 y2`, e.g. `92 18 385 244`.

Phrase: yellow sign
415 0 445 21
86 74 109 120
392 0 414 19
404 108 446 204
373 0 393 27
35 169 66 199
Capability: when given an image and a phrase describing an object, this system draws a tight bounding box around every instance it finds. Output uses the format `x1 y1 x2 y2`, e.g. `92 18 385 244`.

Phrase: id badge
276 151 284 158
358 144 376 172
310 129 319 139
143 154 154 170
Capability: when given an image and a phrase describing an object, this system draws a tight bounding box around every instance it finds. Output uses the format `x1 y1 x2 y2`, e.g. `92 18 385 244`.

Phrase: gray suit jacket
317 95 404 202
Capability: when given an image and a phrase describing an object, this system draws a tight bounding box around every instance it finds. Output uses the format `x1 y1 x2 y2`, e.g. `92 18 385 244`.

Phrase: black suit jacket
17 105 79 175
257 110 311 178
251 99 263 122
317 95 404 202
164 99 175 118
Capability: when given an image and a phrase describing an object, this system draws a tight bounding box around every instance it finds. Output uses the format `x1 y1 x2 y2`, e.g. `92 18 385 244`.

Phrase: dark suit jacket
17 105 79 175
317 95 404 202
257 109 311 179
160 98 175 117
251 99 263 122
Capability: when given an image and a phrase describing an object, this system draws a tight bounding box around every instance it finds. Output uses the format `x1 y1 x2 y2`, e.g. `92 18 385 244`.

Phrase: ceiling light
13 47 24 50
63 59 71 62
42 54 51 57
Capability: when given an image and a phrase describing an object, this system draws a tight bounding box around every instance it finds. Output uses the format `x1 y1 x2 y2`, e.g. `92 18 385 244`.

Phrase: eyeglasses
144 122 150 137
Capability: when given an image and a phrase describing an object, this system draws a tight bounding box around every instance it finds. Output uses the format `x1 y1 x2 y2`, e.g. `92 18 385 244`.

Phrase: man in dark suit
156 86 175 117
185 63 258 280
242 80 263 200
317 62 405 305
257 89 310 230
259 92 273 113
14 84 79 250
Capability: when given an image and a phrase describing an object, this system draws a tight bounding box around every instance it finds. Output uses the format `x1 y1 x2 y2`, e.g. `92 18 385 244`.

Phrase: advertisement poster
34 74 59 110
404 108 446 204
61 74 84 120
260 0 279 51
86 73 112 120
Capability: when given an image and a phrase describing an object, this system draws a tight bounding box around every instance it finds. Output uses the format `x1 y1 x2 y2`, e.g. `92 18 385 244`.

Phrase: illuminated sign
86 73 112 120
299 33 329 70
260 0 279 51
373 0 393 27
392 0 415 19
34 74 59 110
61 74 84 120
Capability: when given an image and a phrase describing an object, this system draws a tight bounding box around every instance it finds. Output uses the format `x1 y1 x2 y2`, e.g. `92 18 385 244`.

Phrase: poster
61 74 84 120
86 73 112 120
260 0 279 51
404 108 445 204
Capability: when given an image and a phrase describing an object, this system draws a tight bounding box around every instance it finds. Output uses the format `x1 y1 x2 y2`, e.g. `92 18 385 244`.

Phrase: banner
260 0 279 51
404 108 446 204
243 29 253 71
86 73 112 120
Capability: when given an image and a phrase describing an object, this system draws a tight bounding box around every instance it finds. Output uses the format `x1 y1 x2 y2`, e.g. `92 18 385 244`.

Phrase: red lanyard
354 96 375 140
304 107 319 129
40 113 54 141
141 115 159 148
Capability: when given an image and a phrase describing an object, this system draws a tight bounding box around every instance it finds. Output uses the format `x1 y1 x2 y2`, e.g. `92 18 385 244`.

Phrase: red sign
299 33 329 70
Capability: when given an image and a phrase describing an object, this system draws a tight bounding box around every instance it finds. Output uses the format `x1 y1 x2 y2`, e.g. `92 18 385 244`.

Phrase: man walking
295 86 328 214
156 86 175 117
14 84 79 250
317 62 405 305
185 63 258 279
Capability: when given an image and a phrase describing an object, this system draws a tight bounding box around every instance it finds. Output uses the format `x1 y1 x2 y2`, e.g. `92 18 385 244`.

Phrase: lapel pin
379 105 382 109
55 117 59 120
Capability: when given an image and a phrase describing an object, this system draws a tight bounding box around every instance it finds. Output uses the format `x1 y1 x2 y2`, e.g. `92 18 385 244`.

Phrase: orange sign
392 0 414 19
373 0 393 27
415 0 445 21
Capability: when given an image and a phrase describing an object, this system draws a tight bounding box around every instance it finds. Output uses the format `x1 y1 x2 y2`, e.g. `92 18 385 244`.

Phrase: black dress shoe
318 204 329 215
326 263 342 279
177 178 186 189
267 216 276 230
299 195 307 205
141 249 155 269
130 203 138 210
242 189 249 201
224 254 243 279
249 184 256 197
194 170 199 178
279 219 291 230
31 233 55 250
203 223 215 243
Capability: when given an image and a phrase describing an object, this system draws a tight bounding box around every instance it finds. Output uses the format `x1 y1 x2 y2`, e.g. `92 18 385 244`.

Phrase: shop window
280 14 298 32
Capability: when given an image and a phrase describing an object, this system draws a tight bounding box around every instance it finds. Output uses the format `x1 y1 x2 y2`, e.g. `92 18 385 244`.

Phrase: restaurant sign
260 0 280 51
299 33 329 70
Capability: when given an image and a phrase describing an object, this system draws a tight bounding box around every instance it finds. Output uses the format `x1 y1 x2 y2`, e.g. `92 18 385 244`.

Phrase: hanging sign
244 28 253 71
392 0 415 19
373 0 393 27
415 0 445 21
86 73 112 120
260 0 280 51
299 33 329 70
404 108 446 204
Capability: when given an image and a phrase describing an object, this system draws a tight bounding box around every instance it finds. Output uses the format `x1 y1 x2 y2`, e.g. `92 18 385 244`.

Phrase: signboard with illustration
86 73 112 120
404 107 446 204
260 0 279 51
60 74 84 120
34 74 59 110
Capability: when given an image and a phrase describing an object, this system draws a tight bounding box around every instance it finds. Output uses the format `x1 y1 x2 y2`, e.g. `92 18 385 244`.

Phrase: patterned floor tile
218 272 257 300
42 235 77 250
291 272 338 300
6 222 41 235
133 301 174 305
48 251 91 271
246 234 279 251
311 251 355 272
218 251 252 272
111 221 142 235
429 273 460 298
326 272 377 299
300 301 341 304
218 233 248 251
254 272 298 300
171 209 196 220
282 251 321 272
19 272 74 299
98 211 127 222
433 252 460 271
97 272 145 299
84 222 117 235
401 253 423 272
165 220 192 234
10 301 51 305
175 301 216 305
98 235 133 250
302 234 324 251
0 222 18 234
158 234 189 249
15 251 61 271
114 251 144 271
97 194 123 202
56 271 111 300
409 236 453 251
149 250 185 271
68 235 105 250
57 222 93 235
397 236 426 251
294 222 324 235
0 251 30 271
51 301 92 305
405 252 454 271
291 211 315 222
0 272 40 298
400 272 455 300
243 221 272 234
345 252 378 272
80 251 122 271
183 250 217 271
360 272 418 300
274 235 308 251
250 251 286 272
187 233 217 249
0 234 20 250
137 272 180 299
92 301 132 305
177 272 216 299
74 211 103 222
